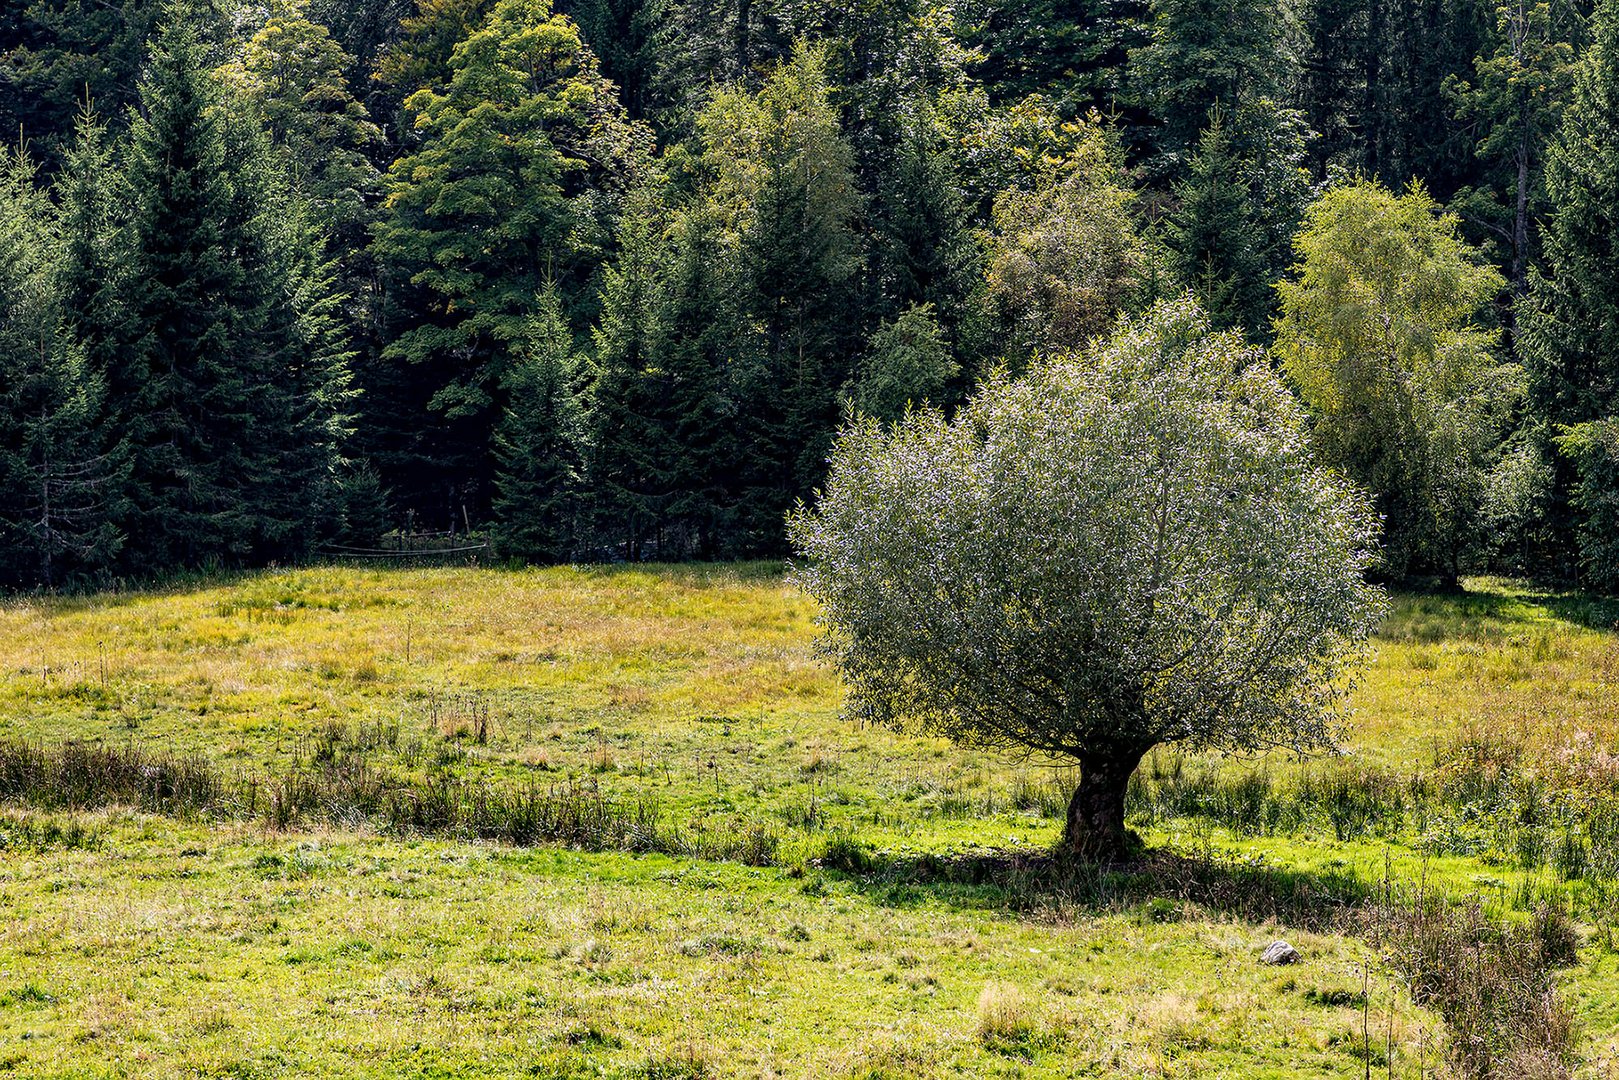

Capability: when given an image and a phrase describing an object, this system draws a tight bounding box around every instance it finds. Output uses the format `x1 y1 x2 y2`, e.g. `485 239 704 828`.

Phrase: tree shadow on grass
1538 590 1619 633
1390 579 1619 637
818 842 1368 933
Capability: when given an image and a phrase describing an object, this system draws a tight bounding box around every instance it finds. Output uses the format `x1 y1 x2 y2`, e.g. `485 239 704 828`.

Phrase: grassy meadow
1 564 1616 1077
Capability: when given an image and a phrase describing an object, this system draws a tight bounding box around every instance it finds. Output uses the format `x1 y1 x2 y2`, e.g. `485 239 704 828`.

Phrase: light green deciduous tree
1274 180 1512 583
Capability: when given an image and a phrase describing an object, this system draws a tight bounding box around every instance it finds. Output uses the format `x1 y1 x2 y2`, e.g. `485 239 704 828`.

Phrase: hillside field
1 564 1616 1077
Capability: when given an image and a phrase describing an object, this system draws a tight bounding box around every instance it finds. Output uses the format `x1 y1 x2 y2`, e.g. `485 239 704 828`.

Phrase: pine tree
869 117 984 362
1520 0 1619 586
655 206 735 556
0 146 127 588
492 285 588 562
847 304 959 423
1166 102 1311 340
1447 0 1581 300
1129 0 1303 159
697 45 862 549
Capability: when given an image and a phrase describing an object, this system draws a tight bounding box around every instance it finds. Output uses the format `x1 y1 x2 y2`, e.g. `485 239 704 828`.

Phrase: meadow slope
0 565 1615 1077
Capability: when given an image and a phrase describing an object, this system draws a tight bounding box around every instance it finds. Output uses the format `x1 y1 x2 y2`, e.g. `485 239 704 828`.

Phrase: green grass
1 564 1616 1076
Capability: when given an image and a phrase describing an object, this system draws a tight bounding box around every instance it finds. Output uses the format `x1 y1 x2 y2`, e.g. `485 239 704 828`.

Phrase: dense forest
0 0 1615 589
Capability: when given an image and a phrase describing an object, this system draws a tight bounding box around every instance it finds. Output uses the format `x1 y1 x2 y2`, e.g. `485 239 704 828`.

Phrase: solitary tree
789 299 1385 860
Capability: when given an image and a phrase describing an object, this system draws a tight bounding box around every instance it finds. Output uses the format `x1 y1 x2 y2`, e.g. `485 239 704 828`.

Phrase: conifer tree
371 0 652 522
588 197 672 560
1166 114 1261 334
0 0 161 170
1130 0 1303 158
698 44 862 549
1447 0 1580 299
114 1 352 568
1166 102 1310 340
1520 0 1619 586
869 117 985 361
847 304 958 423
492 285 588 562
655 206 736 556
53 109 131 400
0 147 127 587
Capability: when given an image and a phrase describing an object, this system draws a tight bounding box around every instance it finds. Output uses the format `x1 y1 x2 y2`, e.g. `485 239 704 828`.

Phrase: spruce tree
1447 0 1580 299
869 118 985 364
655 207 735 556
847 304 959 424
1129 0 1303 159
492 285 588 562
1166 114 1262 334
53 108 132 405
114 1 352 568
1520 0 1619 586
697 45 861 549
0 147 127 587
1166 102 1310 340
588 198 672 561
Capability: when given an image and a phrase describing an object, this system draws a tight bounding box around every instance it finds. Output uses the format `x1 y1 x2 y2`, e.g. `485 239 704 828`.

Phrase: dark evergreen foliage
109 2 351 569
0 147 128 588
492 286 588 561
1520 0 1619 587
0 0 1609 582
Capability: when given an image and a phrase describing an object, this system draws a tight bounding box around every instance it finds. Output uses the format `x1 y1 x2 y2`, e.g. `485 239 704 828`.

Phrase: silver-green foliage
789 299 1386 769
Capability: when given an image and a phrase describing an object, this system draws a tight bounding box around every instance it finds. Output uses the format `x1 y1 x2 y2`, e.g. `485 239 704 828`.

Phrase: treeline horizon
1 0 1616 590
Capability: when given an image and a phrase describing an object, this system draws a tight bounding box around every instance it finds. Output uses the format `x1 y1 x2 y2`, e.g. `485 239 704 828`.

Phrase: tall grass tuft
1364 883 1579 1080
0 736 780 866
976 981 1035 1046
0 739 220 815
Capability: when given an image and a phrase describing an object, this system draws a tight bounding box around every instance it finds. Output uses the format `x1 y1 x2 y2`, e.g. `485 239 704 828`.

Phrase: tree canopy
0 0 1611 589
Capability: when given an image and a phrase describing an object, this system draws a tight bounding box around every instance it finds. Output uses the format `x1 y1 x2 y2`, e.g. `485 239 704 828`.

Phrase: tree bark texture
1063 748 1147 862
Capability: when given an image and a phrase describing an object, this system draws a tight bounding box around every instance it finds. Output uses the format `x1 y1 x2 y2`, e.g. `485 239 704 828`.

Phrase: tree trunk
1063 749 1147 862
1512 130 1530 299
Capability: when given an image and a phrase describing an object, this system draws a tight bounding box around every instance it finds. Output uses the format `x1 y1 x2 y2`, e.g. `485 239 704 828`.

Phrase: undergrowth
0 735 782 865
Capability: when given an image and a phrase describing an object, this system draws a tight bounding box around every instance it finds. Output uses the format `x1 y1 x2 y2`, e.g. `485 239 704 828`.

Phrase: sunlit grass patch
0 567 1616 1075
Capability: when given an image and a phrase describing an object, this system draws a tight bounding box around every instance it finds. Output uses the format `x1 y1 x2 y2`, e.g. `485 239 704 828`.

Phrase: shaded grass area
2 566 1618 1075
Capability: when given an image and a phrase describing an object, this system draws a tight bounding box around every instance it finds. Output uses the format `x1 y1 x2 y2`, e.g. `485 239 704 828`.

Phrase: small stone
1260 940 1301 965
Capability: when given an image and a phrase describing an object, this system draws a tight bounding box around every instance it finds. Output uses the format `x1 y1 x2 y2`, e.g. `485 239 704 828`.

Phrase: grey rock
1260 940 1301 965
